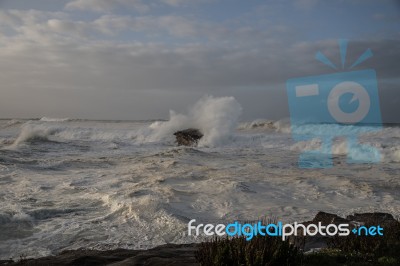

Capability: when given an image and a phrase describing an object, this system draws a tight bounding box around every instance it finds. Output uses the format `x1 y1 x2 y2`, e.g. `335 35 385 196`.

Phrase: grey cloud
65 0 149 13
0 8 399 121
64 0 215 13
160 0 216 7
1 35 399 120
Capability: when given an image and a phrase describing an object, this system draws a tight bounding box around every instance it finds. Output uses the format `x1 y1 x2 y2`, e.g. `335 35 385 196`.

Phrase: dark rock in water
346 212 400 227
299 212 351 251
312 211 350 225
300 211 400 252
311 211 399 228
174 129 203 146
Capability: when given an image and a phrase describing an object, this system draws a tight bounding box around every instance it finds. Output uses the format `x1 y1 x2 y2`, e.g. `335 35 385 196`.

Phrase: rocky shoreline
1 212 398 266
0 243 200 266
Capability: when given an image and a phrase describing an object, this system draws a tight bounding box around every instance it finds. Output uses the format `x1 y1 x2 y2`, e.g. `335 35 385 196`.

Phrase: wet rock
5 244 200 266
312 211 350 225
299 212 350 251
346 212 400 227
302 211 399 252
174 129 203 146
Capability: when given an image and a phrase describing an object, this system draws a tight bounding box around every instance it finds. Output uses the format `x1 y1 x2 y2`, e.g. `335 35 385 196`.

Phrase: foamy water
1 97 400 259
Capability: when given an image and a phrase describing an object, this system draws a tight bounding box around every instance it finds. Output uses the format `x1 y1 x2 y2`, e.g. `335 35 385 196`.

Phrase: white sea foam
8 115 400 164
273 119 291 133
1 102 400 260
39 117 72 122
11 121 141 146
238 118 291 133
238 119 275 130
392 149 400 162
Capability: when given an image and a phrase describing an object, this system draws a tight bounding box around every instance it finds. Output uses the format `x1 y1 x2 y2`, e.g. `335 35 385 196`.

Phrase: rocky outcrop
4 244 200 266
346 212 398 227
173 129 203 146
306 211 399 227
312 211 351 225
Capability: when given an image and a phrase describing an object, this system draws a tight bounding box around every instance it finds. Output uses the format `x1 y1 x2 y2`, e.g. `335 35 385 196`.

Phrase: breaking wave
238 118 291 133
11 122 137 146
6 100 400 162
13 123 60 145
143 95 242 147
1 119 24 128
39 117 72 122
11 96 242 147
238 119 275 130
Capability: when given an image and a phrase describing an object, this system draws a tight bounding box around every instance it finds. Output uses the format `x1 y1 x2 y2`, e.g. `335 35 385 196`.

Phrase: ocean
0 97 399 260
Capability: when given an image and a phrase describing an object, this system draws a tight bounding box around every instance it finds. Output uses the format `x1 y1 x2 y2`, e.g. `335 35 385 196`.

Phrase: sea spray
145 95 242 147
13 122 60 145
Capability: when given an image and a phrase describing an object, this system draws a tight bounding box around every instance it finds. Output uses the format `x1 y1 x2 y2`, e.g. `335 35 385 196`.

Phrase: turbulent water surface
1 101 400 259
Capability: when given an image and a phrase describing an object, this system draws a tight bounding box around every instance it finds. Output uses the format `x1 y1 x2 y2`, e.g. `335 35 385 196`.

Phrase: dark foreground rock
307 211 399 227
346 212 399 227
301 211 400 252
174 128 203 146
4 244 199 266
312 211 350 225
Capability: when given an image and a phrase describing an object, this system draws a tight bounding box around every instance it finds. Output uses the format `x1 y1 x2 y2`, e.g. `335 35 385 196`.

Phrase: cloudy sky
0 0 399 121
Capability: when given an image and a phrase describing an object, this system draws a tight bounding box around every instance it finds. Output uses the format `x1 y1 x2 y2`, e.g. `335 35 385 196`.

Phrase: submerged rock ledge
2 212 398 266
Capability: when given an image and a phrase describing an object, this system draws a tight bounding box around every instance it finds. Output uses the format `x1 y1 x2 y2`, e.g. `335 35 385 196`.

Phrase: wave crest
39 117 72 122
144 95 242 147
13 123 60 145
